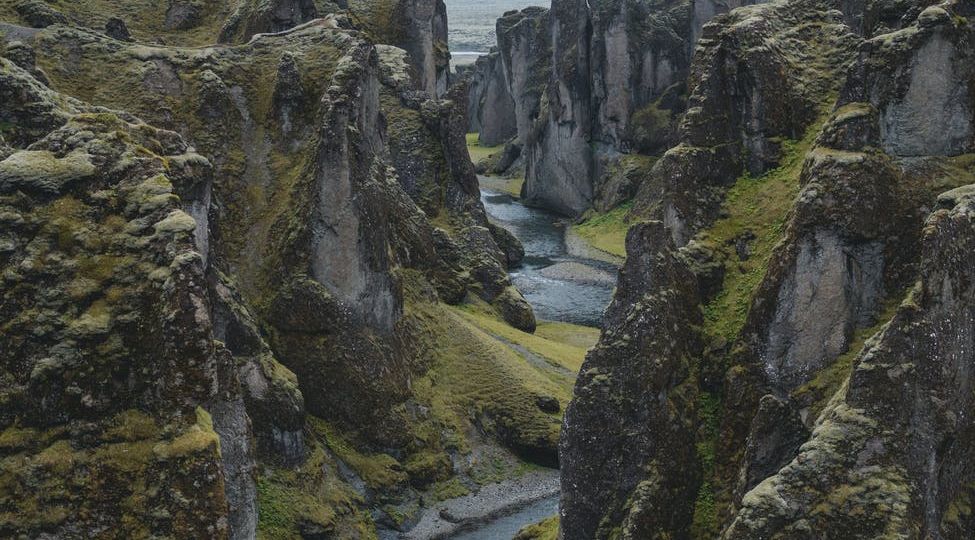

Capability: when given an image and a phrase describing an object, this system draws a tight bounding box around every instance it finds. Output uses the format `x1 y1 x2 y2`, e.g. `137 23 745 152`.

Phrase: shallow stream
479 185 616 327
433 181 617 538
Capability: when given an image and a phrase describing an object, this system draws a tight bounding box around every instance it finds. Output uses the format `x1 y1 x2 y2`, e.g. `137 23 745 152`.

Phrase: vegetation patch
453 301 598 372
466 132 504 166
256 442 374 540
400 272 574 465
700 122 823 342
571 201 632 258
515 515 559 540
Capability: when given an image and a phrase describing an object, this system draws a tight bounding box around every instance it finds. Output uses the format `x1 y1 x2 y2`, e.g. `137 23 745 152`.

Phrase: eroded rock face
496 7 550 148
631 0 860 243
843 4 974 157
560 221 703 539
0 58 248 539
559 0 975 537
467 50 516 146
725 184 975 539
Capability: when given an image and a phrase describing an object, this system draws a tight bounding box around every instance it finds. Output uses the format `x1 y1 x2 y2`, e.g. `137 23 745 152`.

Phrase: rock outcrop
559 0 975 537
219 0 319 43
0 56 249 538
1 1 549 536
560 221 703 539
468 0 783 216
466 49 516 146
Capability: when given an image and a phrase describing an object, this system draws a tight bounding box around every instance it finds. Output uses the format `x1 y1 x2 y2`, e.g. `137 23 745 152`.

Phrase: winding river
443 180 616 538
480 183 617 327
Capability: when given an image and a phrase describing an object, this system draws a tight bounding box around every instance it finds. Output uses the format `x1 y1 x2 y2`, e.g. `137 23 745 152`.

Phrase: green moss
310 418 407 490
515 515 559 540
430 477 471 501
153 407 220 460
700 120 824 341
256 437 376 539
690 391 720 538
571 202 632 259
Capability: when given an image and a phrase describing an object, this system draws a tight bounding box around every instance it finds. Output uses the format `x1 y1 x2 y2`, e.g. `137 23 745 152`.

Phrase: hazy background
445 0 544 53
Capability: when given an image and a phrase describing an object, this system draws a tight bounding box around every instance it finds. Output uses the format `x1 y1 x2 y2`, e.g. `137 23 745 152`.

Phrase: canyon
1 0 974 538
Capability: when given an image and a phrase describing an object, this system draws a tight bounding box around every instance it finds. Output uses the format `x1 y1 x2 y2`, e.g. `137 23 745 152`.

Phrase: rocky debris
560 221 703 539
104 17 132 41
404 470 559 539
219 0 318 43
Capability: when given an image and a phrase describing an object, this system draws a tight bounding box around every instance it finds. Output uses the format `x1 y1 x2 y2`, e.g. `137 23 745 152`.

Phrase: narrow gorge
1 0 974 538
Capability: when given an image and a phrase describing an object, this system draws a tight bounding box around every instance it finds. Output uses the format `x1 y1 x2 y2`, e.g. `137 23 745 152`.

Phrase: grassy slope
256 275 598 537
571 202 631 259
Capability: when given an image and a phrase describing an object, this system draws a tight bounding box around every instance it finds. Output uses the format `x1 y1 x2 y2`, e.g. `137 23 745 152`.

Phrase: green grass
256 443 375 540
478 174 525 198
700 123 824 342
398 272 578 466
453 301 599 372
690 391 721 537
466 132 504 164
514 515 559 540
688 118 826 537
571 202 632 259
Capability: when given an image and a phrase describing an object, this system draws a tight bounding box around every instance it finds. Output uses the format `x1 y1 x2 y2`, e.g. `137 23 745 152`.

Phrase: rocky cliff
559 0 975 537
0 2 570 538
467 0 773 215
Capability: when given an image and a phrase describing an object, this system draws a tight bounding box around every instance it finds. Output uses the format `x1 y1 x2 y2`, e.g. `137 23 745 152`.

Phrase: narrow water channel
443 179 617 538
479 183 617 327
